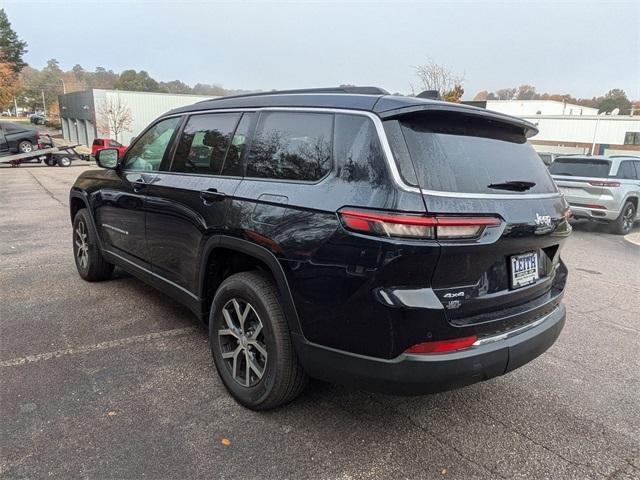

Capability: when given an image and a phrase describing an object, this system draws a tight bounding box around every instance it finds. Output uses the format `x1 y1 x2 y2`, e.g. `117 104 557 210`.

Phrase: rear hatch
383 111 571 335
549 157 612 205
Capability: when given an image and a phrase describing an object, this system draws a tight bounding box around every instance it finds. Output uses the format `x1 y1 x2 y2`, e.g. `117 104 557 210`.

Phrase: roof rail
610 155 640 159
197 86 390 103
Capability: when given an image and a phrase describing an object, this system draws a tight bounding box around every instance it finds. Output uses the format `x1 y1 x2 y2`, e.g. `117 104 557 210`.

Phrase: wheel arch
69 191 89 222
624 195 638 210
199 236 303 335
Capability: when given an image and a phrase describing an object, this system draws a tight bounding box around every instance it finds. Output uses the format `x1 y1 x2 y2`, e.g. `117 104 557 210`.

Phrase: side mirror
96 148 119 169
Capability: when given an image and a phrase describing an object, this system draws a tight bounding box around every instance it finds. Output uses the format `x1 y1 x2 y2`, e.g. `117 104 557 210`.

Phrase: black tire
57 156 72 167
209 271 307 410
72 209 114 281
18 140 33 153
610 201 636 235
44 157 55 166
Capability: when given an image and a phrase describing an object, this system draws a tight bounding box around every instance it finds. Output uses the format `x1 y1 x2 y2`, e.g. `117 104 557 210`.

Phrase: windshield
385 113 558 195
549 158 611 178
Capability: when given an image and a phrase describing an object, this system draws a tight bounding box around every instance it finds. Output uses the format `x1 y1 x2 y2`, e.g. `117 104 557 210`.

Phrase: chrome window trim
159 106 562 200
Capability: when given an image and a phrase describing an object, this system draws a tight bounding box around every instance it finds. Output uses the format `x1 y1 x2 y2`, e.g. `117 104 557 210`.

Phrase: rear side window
246 112 333 181
388 113 557 195
549 158 611 178
615 161 638 180
93 139 104 146
171 113 240 175
334 114 386 186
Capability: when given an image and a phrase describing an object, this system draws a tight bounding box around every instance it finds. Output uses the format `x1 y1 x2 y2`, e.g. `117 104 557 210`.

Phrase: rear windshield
549 158 611 178
385 113 557 195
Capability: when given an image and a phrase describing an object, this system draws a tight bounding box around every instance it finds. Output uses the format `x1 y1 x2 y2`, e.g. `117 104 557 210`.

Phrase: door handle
132 179 146 193
200 188 226 204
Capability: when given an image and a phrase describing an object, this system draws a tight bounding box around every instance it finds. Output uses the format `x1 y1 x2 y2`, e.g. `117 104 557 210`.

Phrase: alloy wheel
218 298 268 387
75 221 89 270
623 205 635 233
20 142 33 153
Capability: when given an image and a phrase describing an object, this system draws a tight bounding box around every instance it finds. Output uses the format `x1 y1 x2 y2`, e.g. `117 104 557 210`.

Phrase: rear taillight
589 180 620 187
405 335 478 354
586 204 607 210
338 208 500 240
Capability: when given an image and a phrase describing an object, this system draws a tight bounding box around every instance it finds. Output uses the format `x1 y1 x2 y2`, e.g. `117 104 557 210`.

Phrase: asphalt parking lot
1 163 639 480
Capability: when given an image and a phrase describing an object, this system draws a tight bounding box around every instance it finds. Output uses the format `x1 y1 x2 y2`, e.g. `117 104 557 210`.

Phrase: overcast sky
4 0 639 100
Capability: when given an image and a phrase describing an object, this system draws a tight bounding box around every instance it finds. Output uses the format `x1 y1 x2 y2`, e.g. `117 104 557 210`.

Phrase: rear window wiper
487 180 536 192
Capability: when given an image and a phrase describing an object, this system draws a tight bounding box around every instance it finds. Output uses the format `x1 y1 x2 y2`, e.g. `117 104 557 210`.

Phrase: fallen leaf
441 469 447 475
221 438 231 446
107 411 117 417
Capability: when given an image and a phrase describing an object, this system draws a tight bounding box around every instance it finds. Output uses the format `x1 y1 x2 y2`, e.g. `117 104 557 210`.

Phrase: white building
58 89 216 146
467 99 640 155
524 115 640 156
486 99 599 117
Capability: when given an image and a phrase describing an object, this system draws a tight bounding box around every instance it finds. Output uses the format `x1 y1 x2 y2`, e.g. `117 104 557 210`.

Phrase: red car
91 138 127 159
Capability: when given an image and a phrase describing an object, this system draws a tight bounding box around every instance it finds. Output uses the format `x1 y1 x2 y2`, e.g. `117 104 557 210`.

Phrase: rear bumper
569 205 619 221
293 303 565 395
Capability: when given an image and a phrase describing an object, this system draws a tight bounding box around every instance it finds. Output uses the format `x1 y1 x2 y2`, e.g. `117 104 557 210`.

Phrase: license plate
510 252 539 289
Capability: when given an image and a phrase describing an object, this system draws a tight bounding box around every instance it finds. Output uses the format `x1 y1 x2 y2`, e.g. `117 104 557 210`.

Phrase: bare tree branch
413 60 464 96
97 95 133 142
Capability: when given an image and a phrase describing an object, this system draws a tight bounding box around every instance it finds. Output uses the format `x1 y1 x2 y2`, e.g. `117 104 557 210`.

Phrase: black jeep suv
70 87 570 409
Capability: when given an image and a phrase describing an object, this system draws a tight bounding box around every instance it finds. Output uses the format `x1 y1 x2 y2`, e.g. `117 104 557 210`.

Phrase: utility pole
42 90 46 114
13 97 18 117
60 78 66 94
591 114 602 155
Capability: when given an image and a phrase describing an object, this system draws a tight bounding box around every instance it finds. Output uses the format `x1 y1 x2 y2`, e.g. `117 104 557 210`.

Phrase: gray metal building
58 89 214 146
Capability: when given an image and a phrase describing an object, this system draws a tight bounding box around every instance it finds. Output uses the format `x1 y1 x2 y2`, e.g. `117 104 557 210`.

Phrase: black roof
165 87 538 136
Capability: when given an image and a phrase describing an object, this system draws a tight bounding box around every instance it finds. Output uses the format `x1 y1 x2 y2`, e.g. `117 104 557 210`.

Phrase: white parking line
624 232 640 246
0 327 199 368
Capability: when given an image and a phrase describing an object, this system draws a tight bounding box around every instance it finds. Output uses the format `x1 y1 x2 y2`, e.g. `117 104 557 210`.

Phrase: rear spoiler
374 102 539 138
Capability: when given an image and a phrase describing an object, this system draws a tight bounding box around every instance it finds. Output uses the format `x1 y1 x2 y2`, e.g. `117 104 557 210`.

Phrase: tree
597 89 632 114
413 60 463 96
114 70 160 92
0 9 27 73
159 79 192 94
0 61 18 109
473 90 489 101
442 84 464 103
495 88 516 100
515 84 537 100
97 95 133 142
192 83 228 96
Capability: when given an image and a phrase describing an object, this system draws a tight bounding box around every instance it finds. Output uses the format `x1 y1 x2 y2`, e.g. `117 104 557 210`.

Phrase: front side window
388 113 557 194
108 140 122 147
124 117 181 171
246 112 333 181
171 113 240 175
222 113 254 176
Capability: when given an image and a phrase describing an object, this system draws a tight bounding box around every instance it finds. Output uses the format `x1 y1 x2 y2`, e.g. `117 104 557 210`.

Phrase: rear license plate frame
510 251 539 289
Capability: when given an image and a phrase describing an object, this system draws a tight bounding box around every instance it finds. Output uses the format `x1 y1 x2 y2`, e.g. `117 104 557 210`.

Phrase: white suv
550 155 640 234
